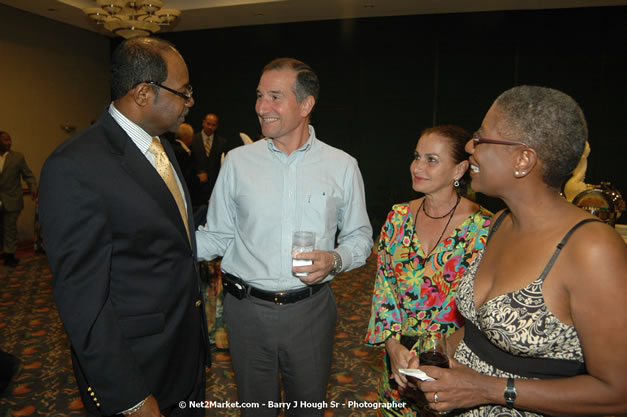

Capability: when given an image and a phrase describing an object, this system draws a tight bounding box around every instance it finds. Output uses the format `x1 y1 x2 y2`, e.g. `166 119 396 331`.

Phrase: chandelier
83 1 181 39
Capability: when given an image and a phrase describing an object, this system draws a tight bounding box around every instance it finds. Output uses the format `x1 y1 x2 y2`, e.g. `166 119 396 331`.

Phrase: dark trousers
0 209 20 254
224 284 337 417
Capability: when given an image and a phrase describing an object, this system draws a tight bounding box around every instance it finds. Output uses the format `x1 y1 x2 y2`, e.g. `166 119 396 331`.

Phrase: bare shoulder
407 197 423 214
563 219 627 288
567 219 626 259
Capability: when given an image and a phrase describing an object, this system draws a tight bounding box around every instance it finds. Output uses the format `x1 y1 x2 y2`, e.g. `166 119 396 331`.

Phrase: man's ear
300 95 315 118
132 82 152 107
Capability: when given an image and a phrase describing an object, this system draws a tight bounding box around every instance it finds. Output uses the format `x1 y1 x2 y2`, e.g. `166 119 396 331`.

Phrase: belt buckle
274 292 287 305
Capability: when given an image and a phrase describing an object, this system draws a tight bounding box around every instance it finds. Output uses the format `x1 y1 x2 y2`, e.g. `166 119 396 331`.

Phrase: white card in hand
399 368 435 381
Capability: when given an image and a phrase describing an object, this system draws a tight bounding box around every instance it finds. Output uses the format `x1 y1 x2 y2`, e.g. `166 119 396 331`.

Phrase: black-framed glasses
147 81 193 102
472 131 528 147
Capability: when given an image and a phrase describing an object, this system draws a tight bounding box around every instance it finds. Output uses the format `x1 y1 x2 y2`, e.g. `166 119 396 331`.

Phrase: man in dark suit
38 37 208 417
190 113 228 206
0 131 37 267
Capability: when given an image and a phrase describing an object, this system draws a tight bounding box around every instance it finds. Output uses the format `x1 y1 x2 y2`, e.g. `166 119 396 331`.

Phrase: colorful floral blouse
365 203 492 349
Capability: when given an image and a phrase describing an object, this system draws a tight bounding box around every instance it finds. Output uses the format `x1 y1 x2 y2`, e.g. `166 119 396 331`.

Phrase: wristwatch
504 377 516 407
329 251 342 275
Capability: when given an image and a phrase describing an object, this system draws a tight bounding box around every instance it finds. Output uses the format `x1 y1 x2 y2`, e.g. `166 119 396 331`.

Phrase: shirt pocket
302 183 340 236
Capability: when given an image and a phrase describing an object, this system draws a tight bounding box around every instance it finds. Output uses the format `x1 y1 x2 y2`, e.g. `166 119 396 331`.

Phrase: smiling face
255 68 313 147
465 104 521 195
411 132 467 195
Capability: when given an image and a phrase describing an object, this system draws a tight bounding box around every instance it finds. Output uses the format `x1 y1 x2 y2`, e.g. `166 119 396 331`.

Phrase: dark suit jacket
0 150 37 211
190 132 227 205
38 110 208 416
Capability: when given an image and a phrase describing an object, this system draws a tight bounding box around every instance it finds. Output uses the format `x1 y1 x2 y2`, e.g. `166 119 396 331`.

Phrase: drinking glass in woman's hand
419 334 449 368
419 334 450 415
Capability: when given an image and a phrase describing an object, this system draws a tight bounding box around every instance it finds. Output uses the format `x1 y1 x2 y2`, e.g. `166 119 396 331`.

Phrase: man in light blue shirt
196 58 372 416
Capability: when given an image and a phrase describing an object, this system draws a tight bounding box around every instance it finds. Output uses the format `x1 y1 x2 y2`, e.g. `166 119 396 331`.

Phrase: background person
365 125 491 416
171 122 201 219
0 131 37 267
190 113 228 208
415 86 627 416
38 37 208 417
196 57 373 416
172 122 194 180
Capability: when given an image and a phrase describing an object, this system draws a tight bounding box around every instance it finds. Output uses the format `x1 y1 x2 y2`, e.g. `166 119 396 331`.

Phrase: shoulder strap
538 218 602 281
486 210 510 244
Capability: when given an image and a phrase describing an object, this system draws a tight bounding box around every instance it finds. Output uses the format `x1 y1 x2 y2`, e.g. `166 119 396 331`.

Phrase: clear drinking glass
419 334 449 368
292 231 315 277
419 334 450 415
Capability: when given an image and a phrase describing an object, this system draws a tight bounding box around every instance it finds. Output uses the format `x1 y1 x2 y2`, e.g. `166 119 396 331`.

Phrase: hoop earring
454 179 460 187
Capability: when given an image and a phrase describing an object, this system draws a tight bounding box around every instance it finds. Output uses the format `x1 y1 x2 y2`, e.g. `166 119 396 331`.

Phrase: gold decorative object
83 0 179 39
572 182 626 226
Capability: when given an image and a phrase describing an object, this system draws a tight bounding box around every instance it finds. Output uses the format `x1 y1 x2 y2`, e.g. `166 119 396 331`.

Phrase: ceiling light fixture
83 0 181 39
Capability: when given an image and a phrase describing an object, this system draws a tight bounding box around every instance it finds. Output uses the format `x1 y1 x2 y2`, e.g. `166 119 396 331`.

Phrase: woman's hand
385 339 413 389
415 358 497 413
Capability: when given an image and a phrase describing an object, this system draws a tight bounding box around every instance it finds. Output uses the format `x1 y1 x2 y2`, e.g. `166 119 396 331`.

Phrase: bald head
176 123 194 146
110 36 178 101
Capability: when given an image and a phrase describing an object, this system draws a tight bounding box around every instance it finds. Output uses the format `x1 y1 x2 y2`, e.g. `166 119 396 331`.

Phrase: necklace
419 194 461 260
422 194 461 219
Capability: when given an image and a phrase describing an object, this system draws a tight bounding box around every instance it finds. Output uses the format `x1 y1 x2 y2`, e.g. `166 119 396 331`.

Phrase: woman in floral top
365 125 491 417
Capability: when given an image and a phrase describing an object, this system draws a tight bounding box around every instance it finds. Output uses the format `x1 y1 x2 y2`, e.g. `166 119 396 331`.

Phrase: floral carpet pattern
0 250 384 417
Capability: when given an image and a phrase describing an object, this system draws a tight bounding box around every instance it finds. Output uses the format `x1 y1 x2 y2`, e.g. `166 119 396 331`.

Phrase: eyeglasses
146 81 193 102
472 131 528 147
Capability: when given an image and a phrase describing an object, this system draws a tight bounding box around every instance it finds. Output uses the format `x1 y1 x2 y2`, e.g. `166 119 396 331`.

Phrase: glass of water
292 231 315 277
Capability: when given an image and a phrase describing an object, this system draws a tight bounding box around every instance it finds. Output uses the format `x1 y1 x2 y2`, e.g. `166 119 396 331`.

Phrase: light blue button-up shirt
196 125 373 291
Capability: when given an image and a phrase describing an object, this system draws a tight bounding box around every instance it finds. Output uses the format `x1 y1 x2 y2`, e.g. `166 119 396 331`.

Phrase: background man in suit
196 58 373 416
0 131 37 267
190 113 228 207
38 37 207 417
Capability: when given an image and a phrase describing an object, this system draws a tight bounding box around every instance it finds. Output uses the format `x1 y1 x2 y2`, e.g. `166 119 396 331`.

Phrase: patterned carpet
0 249 384 417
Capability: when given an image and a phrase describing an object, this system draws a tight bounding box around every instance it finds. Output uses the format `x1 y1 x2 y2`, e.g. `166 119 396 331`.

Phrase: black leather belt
222 272 327 305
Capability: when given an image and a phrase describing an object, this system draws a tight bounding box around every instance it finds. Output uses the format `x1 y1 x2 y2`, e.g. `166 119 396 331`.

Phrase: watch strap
504 377 516 407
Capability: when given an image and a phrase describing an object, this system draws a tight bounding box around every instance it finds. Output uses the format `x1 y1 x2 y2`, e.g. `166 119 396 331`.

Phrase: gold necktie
204 136 212 156
148 138 190 243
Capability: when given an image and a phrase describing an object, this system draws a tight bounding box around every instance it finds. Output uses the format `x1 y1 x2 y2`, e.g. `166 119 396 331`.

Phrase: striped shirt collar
108 103 157 155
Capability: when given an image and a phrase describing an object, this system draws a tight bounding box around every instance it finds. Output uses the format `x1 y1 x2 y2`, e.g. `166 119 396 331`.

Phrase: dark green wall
159 6 627 232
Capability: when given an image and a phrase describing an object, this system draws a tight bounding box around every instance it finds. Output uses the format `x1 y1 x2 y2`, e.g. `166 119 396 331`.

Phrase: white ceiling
2 0 627 37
